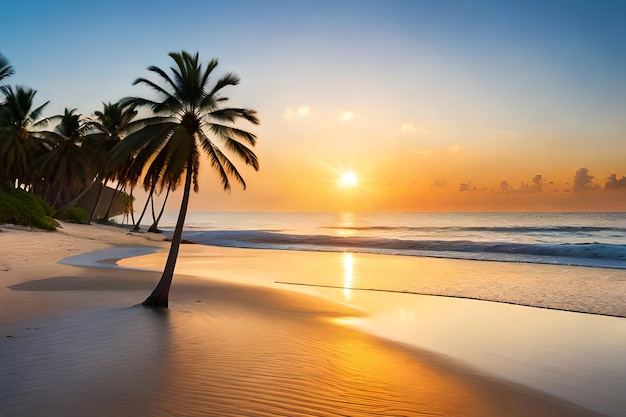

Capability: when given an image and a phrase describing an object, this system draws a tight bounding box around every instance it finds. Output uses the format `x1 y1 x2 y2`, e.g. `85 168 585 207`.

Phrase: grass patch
0 185 59 230
55 206 90 224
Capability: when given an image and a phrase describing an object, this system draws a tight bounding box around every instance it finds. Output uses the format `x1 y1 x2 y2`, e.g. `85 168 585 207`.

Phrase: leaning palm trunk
148 183 171 233
52 179 96 215
102 182 123 221
142 160 192 307
133 182 156 230
89 178 108 223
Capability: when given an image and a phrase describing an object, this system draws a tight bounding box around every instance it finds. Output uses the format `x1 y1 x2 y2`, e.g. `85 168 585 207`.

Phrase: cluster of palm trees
0 53 140 223
1 51 260 307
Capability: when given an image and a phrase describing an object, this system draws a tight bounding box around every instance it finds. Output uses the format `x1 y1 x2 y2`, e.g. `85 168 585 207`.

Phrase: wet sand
0 222 606 416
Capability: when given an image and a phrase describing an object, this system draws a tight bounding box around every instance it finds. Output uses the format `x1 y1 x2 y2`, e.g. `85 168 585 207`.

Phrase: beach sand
0 222 605 416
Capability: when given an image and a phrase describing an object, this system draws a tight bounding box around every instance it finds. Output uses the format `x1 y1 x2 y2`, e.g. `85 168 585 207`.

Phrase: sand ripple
0 296 599 417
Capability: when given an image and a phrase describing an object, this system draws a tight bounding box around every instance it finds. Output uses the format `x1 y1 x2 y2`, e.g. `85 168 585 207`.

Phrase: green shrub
55 206 90 224
0 185 59 230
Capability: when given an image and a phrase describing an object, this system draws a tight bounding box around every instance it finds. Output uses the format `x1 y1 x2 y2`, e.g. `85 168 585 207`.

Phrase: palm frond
199 134 231 191
147 65 182 98
109 122 176 171
209 72 240 97
0 53 14 82
200 58 219 90
209 107 259 125
132 77 179 109
199 131 247 189
208 123 257 146
221 137 259 170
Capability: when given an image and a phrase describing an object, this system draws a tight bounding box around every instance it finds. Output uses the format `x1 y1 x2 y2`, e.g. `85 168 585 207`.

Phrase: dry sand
0 222 604 416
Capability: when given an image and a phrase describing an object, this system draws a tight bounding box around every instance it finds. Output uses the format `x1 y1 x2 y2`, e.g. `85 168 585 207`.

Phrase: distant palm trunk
103 182 122 221
133 182 156 230
89 178 108 223
130 189 136 225
142 161 192 307
148 184 170 233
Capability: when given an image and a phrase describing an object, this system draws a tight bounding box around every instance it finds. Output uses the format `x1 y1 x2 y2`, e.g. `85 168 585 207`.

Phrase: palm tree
0 53 14 83
116 50 259 308
0 85 50 186
32 108 93 208
86 101 138 222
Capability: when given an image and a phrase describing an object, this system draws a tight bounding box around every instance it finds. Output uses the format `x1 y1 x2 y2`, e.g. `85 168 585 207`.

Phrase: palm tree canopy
0 85 50 184
0 85 50 131
115 50 260 195
92 101 139 138
32 108 93 199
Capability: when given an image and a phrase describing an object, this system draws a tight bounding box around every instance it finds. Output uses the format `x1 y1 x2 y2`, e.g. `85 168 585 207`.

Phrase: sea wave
324 225 626 234
180 230 626 269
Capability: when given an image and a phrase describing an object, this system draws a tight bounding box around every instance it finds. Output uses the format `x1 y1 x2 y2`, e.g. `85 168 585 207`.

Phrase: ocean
137 211 626 318
155 211 626 269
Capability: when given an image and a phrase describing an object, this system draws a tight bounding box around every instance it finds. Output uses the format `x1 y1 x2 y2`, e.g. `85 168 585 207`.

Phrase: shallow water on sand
0 295 602 417
116 245 626 416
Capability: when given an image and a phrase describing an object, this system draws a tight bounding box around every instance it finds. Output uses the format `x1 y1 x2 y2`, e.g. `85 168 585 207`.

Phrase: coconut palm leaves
0 53 14 83
118 50 259 307
32 108 93 207
0 85 50 185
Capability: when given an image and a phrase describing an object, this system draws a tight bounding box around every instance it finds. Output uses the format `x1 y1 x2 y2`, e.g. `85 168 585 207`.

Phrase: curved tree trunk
148 184 171 233
103 182 123 221
133 181 156 231
142 162 192 308
129 188 136 225
52 180 94 215
89 178 108 224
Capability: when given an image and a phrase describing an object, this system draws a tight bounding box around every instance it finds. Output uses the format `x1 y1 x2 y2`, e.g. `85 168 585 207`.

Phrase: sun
339 172 358 187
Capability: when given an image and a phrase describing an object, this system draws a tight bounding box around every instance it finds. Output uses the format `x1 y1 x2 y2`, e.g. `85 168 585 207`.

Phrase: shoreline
0 222 613 416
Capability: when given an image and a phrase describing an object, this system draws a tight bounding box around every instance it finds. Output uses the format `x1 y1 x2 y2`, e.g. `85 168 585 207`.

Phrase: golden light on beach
339 172 358 188
342 252 354 300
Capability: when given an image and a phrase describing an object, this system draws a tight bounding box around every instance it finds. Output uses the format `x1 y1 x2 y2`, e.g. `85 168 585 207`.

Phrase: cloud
400 122 429 134
519 174 544 193
415 149 432 156
431 179 447 188
605 173 626 190
283 105 311 119
338 111 355 122
448 144 460 153
459 182 475 192
573 167 599 191
499 175 549 194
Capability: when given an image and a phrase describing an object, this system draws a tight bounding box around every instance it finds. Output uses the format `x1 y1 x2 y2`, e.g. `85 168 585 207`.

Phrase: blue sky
3 0 626 210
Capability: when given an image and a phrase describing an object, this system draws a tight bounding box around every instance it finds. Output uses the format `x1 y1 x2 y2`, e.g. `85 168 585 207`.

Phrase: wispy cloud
283 105 311 119
338 110 355 122
448 144 460 153
415 149 432 156
400 122 429 134
431 179 447 188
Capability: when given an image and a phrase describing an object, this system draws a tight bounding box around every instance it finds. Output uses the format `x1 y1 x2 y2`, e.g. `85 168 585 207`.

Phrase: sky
2 0 626 212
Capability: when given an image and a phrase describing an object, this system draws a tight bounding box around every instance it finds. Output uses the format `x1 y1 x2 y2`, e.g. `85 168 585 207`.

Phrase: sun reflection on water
336 212 357 237
343 252 354 301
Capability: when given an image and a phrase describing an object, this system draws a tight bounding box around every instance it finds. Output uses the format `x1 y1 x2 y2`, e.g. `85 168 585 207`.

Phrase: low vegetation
54 206 90 224
0 185 59 230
